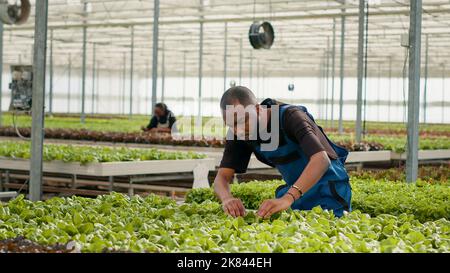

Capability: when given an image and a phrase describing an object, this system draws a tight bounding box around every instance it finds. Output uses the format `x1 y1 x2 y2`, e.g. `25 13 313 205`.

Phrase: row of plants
0 193 448 253
5 113 449 134
0 127 225 148
186 178 450 223
329 134 450 153
2 126 449 152
349 166 449 184
3 113 149 133
0 141 205 164
324 127 450 137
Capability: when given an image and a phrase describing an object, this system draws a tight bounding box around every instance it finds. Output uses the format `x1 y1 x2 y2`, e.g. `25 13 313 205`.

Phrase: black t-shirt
219 99 338 173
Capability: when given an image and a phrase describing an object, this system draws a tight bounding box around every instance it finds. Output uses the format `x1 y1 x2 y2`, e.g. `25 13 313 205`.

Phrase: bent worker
142 103 177 134
214 86 351 219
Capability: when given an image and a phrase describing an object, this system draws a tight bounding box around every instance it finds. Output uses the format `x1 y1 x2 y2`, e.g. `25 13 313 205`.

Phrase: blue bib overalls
252 104 352 217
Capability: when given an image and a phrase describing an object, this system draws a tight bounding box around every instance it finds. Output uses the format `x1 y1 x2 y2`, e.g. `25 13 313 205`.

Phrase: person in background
141 103 177 134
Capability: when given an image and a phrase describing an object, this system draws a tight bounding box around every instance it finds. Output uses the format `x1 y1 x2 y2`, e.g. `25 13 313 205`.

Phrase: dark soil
0 237 75 253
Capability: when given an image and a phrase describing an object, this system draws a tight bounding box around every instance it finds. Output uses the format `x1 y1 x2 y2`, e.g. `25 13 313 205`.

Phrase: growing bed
0 141 215 196
0 178 449 253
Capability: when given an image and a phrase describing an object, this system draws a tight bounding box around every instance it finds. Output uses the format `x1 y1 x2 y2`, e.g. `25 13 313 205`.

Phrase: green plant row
4 113 449 133
0 141 205 164
0 193 448 253
328 134 450 153
349 166 449 185
2 113 450 152
186 179 450 223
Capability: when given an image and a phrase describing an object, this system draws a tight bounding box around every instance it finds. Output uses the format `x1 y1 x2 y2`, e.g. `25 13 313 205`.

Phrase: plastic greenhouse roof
3 0 450 78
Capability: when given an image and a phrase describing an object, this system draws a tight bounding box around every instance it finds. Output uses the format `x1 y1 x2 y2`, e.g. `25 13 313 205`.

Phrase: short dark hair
220 86 257 110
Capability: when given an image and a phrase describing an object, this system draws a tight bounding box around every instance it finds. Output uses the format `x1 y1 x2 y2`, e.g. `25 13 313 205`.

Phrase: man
214 86 351 219
141 103 177 134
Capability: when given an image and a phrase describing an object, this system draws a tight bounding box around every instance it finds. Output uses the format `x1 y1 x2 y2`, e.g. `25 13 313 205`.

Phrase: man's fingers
263 206 279 219
223 202 235 217
258 200 272 217
228 200 243 217
237 201 246 216
228 204 237 217
222 198 246 218
231 202 243 217
262 203 276 219
257 202 268 216
223 205 232 216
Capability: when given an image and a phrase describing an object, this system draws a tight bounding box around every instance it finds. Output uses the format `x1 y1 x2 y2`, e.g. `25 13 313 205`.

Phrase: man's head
220 86 268 140
220 86 257 111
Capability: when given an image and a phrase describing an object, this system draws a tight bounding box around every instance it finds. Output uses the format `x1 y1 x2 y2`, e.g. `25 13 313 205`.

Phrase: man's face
222 103 259 140
154 107 164 117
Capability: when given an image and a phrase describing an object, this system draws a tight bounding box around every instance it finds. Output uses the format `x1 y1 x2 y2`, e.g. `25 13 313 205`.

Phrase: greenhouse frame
0 0 448 256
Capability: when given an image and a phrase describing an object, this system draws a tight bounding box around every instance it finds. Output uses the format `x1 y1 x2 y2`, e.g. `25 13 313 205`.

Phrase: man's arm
214 167 235 201
214 139 252 217
257 151 330 218
214 168 246 217
292 151 330 194
257 108 332 218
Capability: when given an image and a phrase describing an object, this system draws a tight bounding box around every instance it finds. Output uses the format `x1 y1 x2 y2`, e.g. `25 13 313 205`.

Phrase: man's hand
222 197 246 218
257 195 293 219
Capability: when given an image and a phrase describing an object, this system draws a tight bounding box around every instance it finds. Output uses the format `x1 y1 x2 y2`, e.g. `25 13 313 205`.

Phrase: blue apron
252 104 352 217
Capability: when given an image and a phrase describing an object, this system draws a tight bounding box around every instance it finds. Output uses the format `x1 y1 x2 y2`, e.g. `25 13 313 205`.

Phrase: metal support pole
67 54 71 112
108 176 114 192
256 60 260 99
151 0 160 113
442 65 445 123
81 2 88 124
122 52 126 115
145 62 150 114
161 40 165 102
96 61 100 113
91 43 96 115
129 26 134 118
387 56 392 122
355 0 365 142
325 37 330 127
49 28 53 115
30 0 49 201
406 0 422 183
338 6 346 134
423 34 429 123
0 22 3 127
223 22 228 93
317 60 323 119
197 2 204 126
239 38 243 85
331 18 336 128
250 50 253 89
182 51 187 115
377 63 381 121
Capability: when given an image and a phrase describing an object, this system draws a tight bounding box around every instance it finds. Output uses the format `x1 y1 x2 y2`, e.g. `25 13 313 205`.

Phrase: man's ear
256 104 261 114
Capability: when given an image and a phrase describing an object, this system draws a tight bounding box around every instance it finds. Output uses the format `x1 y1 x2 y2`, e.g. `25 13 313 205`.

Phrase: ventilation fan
0 0 30 25
288 84 295 92
248 21 275 50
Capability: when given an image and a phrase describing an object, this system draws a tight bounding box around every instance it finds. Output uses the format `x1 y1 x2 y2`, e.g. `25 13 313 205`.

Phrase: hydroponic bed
0 178 449 253
0 141 215 195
